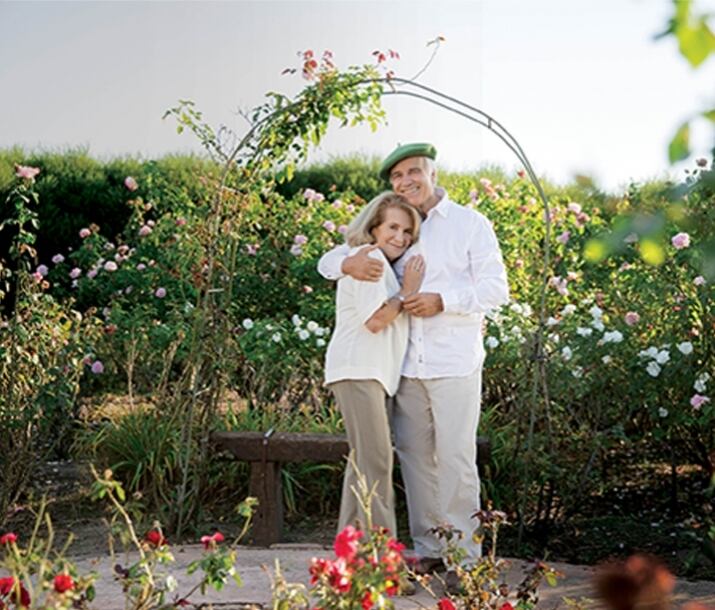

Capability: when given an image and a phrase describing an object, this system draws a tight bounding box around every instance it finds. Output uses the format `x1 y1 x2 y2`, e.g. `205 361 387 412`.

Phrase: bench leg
248 460 283 546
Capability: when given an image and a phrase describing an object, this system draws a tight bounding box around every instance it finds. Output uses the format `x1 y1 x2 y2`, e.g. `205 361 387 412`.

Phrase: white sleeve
353 261 391 324
440 216 509 315
317 243 351 281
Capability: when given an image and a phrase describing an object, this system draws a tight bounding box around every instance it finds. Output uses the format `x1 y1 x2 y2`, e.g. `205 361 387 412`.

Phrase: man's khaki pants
393 370 482 563
330 379 397 535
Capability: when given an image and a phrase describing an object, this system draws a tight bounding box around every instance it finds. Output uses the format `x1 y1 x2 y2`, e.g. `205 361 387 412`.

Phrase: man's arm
440 215 509 315
317 243 384 282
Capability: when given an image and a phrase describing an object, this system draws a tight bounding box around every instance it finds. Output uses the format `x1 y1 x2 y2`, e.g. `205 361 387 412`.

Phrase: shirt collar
426 187 451 219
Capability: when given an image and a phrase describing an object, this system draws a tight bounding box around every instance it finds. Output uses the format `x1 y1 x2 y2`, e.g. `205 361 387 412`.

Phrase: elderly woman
324 191 424 534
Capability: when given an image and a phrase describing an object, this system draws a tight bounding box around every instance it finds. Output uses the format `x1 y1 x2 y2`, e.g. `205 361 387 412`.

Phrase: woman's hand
401 255 425 297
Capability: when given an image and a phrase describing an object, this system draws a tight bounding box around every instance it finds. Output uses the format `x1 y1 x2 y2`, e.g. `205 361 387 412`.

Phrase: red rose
144 529 167 547
438 599 457 610
200 531 225 549
499 603 515 610
54 573 75 594
0 533 17 545
361 590 373 610
0 577 31 606
333 525 362 561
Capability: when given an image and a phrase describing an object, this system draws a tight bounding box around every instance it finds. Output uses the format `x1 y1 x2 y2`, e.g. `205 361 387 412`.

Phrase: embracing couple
319 143 509 579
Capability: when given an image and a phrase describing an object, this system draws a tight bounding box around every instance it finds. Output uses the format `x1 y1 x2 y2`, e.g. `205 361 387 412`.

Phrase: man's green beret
378 142 437 181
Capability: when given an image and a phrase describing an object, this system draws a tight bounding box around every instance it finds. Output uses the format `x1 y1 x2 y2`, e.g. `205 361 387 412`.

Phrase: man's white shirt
317 188 509 379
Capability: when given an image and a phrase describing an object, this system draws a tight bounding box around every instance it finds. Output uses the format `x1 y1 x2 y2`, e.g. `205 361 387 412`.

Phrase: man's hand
341 244 384 281
403 292 444 317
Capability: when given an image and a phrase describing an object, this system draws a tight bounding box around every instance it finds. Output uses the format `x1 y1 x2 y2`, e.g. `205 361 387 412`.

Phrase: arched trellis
167 72 560 539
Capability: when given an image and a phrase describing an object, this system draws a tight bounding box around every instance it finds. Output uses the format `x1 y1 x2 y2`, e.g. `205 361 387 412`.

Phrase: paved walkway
71 543 715 608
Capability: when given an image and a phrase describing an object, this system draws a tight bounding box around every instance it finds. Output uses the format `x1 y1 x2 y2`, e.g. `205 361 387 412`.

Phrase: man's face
388 156 436 210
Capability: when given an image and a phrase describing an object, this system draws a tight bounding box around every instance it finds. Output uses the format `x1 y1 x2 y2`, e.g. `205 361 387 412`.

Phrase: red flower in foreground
327 558 352 593
438 598 457 610
53 573 75 594
499 603 515 610
200 531 225 549
334 525 362 561
0 576 31 606
144 529 167 547
361 590 373 610
0 533 17 545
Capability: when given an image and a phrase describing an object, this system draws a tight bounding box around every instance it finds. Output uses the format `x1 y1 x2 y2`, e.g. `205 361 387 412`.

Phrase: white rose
509 303 524 315
677 342 693 355
602 355 612 364
485 336 499 349
316 338 326 347
561 304 577 316
646 362 661 377
576 327 593 337
307 321 319 332
291 314 302 326
546 316 559 327
298 329 310 341
561 346 573 361
591 319 605 332
572 367 583 378
655 350 670 365
658 407 668 418
271 333 282 343
589 305 603 318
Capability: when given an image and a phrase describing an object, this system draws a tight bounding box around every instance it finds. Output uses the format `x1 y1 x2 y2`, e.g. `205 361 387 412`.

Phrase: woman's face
371 206 414 261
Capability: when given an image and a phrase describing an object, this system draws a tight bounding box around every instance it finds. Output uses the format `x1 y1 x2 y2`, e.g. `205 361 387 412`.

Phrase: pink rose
52 254 65 264
36 264 49 277
69 267 82 279
138 225 152 237
155 287 167 298
15 164 40 180
338 224 348 235
567 202 582 214
104 261 118 272
557 231 570 245
91 360 104 374
690 394 710 409
323 220 336 232
124 176 138 191
246 244 259 256
79 228 91 239
293 234 308 245
624 311 640 326
671 232 690 250
694 276 706 286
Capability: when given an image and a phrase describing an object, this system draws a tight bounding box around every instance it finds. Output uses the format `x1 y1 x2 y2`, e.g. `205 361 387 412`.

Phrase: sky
1 0 713 193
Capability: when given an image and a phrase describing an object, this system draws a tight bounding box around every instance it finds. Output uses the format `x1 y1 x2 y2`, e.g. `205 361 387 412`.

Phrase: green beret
378 142 437 181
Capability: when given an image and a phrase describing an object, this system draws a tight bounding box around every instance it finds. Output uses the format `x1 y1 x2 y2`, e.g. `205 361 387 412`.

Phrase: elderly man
318 143 509 577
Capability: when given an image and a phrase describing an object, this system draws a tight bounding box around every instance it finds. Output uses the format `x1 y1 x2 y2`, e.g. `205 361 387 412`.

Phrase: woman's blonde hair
345 192 421 247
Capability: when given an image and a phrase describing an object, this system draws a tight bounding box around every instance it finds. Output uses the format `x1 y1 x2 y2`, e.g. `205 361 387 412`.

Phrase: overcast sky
1 0 713 192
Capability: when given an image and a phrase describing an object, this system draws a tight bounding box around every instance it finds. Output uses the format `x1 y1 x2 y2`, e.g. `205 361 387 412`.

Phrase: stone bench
211 430 491 546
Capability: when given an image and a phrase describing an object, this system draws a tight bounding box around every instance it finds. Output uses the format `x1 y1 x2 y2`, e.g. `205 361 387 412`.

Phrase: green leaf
668 122 690 163
676 17 715 67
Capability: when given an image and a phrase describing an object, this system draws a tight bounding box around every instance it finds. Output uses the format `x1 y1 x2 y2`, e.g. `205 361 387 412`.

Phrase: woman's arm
364 255 425 334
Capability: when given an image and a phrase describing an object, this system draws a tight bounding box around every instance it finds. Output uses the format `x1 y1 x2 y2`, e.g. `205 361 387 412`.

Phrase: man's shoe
412 556 444 575
444 571 463 595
